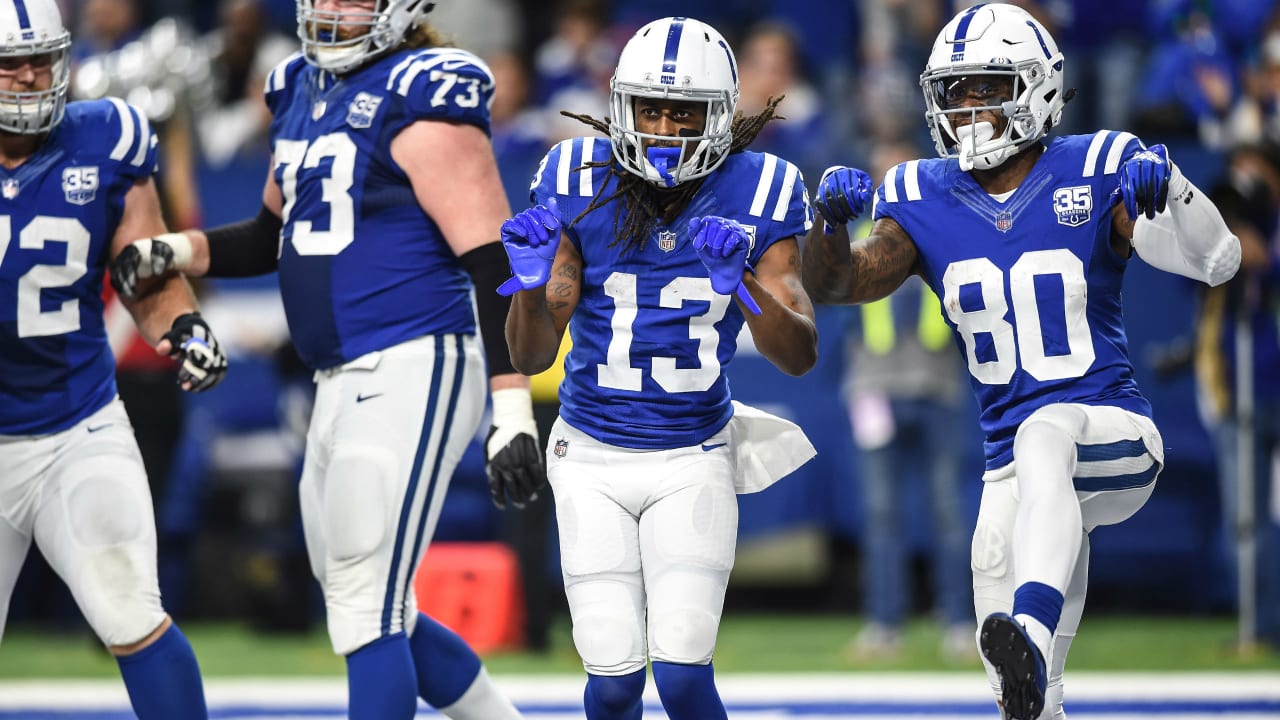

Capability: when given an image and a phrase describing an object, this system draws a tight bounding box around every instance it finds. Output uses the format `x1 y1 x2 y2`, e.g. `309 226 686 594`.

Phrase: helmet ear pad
607 16 739 187
0 0 71 135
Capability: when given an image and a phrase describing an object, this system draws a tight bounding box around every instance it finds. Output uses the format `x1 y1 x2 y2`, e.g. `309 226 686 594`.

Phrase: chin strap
1131 161 1241 287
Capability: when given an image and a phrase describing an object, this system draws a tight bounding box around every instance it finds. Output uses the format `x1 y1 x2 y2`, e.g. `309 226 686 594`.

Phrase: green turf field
2 614 1277 679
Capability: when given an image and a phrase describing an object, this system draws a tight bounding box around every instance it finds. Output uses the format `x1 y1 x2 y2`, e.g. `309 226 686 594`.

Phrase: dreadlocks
561 96 785 253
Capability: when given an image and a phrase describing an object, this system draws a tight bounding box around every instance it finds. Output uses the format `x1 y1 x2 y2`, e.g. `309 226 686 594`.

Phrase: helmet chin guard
920 3 1065 170
297 0 436 73
0 0 70 135
608 17 739 187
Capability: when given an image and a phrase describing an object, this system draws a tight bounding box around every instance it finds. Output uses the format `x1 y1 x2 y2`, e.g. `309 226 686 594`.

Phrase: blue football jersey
533 137 813 449
0 99 158 435
264 48 496 370
873 131 1153 471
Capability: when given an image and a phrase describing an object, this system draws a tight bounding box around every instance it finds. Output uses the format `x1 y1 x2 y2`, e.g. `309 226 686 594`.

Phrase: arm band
205 205 284 278
1131 163 1241 287
459 242 519 377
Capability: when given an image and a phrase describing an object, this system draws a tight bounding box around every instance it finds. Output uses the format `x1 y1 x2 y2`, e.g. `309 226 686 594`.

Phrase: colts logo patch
1053 186 1092 227
553 438 569 458
657 230 677 252
62 166 99 205
347 92 383 129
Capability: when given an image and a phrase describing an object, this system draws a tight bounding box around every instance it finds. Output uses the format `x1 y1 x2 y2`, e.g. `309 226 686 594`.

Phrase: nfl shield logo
2 178 18 199
312 101 327 120
553 438 569 458
657 230 677 252
995 211 1013 233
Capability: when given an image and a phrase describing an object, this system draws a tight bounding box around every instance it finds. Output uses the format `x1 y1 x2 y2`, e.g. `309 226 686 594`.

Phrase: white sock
438 667 523 720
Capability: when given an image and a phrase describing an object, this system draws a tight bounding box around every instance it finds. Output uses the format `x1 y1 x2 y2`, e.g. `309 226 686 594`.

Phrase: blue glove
688 215 762 315
497 197 562 296
1116 144 1171 221
813 166 873 234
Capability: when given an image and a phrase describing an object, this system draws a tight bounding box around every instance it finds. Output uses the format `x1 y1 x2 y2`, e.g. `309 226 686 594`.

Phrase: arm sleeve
1131 161 1241 287
459 242 518 377
204 205 283 278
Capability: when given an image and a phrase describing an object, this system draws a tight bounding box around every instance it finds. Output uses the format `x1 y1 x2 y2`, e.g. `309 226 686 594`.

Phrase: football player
801 4 1240 720
0 1 226 718
109 1 538 718
500 17 818 720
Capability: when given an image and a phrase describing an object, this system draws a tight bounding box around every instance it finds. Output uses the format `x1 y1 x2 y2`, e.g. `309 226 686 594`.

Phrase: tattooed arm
800 216 921 305
506 233 582 375
740 237 818 376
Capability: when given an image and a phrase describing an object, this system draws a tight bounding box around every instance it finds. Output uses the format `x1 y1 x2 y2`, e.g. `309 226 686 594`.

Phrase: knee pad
649 607 720 666
324 446 398 563
56 459 165 647
573 611 646 675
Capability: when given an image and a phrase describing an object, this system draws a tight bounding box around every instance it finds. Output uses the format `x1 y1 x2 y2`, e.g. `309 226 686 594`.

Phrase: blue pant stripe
381 337 446 636
1076 437 1148 463
1073 462 1159 493
401 334 467 628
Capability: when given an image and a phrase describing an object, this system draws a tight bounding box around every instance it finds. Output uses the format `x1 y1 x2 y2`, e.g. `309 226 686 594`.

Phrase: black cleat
980 612 1047 720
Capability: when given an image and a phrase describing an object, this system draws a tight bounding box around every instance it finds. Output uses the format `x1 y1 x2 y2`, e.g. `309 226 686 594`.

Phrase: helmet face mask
920 3 1065 171
609 17 738 187
0 0 70 136
296 0 436 73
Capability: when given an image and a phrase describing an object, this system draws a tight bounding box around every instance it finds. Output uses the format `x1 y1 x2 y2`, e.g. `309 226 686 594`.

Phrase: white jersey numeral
0 215 91 338
597 271 730 393
942 248 1095 384
275 132 358 256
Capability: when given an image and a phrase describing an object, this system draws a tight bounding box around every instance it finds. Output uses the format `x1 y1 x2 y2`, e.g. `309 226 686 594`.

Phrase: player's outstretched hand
485 388 547 510
1117 144 1171 221
497 198 562 296
158 312 227 393
813 166 873 234
688 215 761 315
110 233 192 299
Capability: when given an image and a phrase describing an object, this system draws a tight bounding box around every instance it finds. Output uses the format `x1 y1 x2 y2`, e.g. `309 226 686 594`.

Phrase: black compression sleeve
459 242 518 377
205 205 283 278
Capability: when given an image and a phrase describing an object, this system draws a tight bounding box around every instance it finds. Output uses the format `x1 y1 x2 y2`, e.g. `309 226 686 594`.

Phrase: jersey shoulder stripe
880 159 927 204
1081 130 1140 177
533 136 608 200
102 98 153 168
743 151 804 221
265 51 306 95
383 48 494 130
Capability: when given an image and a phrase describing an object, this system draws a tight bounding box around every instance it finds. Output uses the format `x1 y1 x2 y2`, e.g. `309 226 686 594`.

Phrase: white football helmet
609 17 738 186
0 0 70 135
297 0 436 73
920 3 1066 171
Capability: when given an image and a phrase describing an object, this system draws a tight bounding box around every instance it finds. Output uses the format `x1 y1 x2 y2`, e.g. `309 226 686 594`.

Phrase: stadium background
6 1 1280 715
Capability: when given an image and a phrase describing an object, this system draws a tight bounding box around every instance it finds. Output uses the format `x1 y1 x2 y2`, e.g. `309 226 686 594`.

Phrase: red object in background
413 542 526 653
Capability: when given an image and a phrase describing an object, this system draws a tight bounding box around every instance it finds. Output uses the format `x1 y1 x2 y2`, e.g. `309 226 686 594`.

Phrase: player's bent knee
324 447 397 562
650 608 719 665
80 572 166 648
573 614 645 675
64 463 149 548
1014 405 1087 447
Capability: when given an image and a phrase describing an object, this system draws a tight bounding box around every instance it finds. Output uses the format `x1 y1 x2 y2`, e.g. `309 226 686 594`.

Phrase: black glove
162 312 227 392
110 233 192 299
485 388 547 509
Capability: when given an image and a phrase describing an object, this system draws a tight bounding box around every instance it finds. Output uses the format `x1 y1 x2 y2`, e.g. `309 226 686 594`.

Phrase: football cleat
980 612 1047 720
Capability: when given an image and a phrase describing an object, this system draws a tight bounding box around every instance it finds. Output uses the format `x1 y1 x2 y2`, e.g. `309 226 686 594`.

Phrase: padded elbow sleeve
459 242 518 377
1131 163 1241 286
205 205 283 278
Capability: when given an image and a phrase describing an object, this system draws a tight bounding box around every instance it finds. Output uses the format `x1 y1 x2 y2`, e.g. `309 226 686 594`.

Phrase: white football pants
547 416 738 676
300 333 485 656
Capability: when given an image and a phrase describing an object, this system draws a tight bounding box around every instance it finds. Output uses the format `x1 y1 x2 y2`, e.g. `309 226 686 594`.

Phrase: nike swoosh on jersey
701 442 727 452
87 424 112 433
439 60 470 71
356 393 384 403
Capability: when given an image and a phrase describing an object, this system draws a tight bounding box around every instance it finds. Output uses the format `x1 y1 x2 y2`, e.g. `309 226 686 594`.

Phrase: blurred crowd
13 0 1279 650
